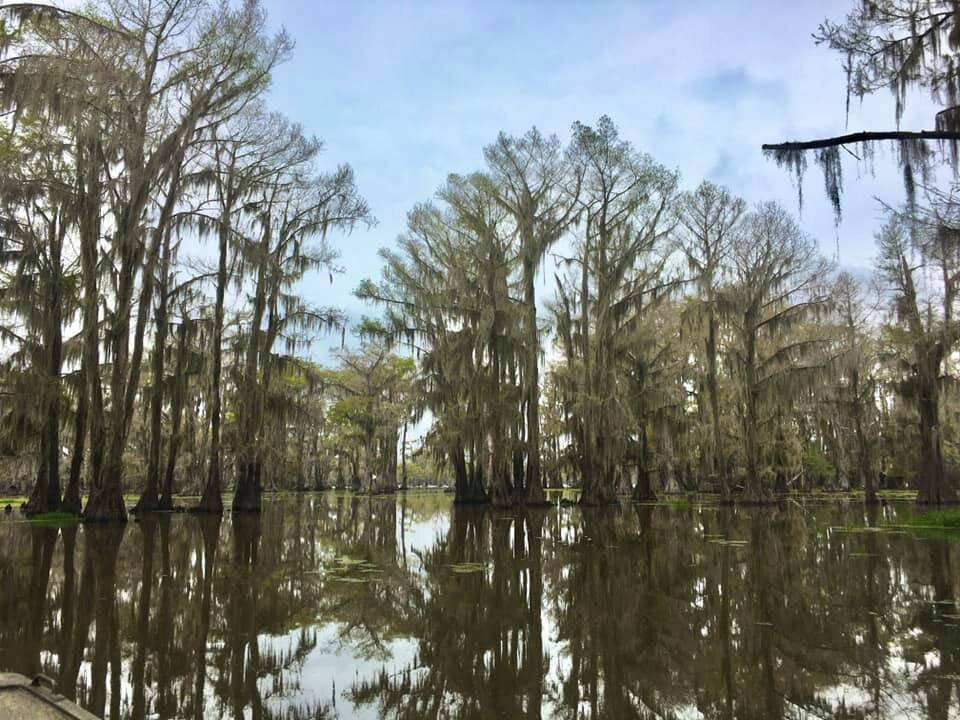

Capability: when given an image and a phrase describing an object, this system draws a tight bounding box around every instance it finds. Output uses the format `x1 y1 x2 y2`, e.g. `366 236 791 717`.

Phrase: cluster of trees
1 0 959 519
361 117 959 507
0 0 373 521
319 346 417 494
362 0 960 507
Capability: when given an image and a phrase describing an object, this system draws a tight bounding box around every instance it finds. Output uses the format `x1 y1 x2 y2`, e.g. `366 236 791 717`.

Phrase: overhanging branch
762 130 960 152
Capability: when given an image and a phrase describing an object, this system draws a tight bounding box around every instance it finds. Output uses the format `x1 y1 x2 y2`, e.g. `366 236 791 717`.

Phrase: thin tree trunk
195 206 231 514
160 319 188 510
78 140 110 520
452 443 487 504
850 367 878 506
24 223 66 516
916 349 946 504
400 421 408 490
233 240 269 513
523 260 546 505
137 227 173 513
85 194 148 521
741 321 769 504
63 373 86 515
632 424 658 502
706 310 727 499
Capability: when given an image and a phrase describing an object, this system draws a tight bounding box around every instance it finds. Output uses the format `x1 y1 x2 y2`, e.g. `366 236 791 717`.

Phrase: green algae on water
29 511 80 527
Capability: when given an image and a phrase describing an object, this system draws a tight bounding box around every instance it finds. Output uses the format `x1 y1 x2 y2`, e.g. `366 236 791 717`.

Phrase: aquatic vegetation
636 497 692 510
707 538 749 547
28 511 80 527
898 509 960 536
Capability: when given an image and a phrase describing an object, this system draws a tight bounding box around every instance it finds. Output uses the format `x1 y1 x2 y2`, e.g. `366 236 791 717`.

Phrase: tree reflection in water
0 495 957 719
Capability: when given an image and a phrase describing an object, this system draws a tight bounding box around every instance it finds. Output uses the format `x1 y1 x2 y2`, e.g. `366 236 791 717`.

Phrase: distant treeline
360 119 958 507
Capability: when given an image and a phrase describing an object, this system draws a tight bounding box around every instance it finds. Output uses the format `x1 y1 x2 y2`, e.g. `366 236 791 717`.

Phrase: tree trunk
741 324 770 504
581 459 620 505
84 211 139 522
453 444 487 504
63 372 86 515
77 141 112 521
86 152 173 521
632 425 658 503
851 368 878 506
159 319 188 510
233 462 262 512
232 240 269 513
194 209 230 515
916 349 948 504
400 421 408 490
706 311 728 499
137 228 173 513
24 224 66 516
523 262 546 505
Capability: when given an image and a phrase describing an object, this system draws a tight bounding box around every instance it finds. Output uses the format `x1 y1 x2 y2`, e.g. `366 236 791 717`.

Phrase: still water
0 493 958 719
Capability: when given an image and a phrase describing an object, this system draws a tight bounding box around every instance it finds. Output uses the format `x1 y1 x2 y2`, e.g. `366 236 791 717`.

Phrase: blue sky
260 0 938 360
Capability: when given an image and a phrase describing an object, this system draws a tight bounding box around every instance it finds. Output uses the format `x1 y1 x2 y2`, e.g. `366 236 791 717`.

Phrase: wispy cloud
688 67 786 106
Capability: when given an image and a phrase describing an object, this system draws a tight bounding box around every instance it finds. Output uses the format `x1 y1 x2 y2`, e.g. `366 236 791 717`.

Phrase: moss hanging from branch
764 1 960 215
764 135 942 222
765 146 807 212
898 137 933 210
817 146 843 222
764 144 843 222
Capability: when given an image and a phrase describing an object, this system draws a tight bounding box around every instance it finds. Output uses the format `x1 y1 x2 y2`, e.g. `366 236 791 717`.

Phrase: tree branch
762 130 960 152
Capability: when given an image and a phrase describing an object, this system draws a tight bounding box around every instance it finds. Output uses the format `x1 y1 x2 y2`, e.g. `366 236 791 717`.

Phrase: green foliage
901 509 960 532
803 447 836 479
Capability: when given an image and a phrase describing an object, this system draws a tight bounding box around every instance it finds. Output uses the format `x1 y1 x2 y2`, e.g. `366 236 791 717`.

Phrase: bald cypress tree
483 129 581 505
553 117 679 505
722 203 833 502
0 110 77 516
830 273 882 504
677 182 745 499
359 174 521 505
875 207 960 503
232 159 369 513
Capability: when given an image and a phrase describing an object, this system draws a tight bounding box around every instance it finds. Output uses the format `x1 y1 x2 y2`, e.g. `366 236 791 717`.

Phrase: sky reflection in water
0 493 958 719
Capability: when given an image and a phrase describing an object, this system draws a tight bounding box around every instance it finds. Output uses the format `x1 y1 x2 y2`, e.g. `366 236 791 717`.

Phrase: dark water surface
1 494 958 719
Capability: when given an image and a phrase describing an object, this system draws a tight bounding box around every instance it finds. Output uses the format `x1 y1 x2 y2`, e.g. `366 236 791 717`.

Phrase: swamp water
0 493 958 719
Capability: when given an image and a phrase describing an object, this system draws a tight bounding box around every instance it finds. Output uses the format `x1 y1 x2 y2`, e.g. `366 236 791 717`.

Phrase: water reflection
0 496 958 718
